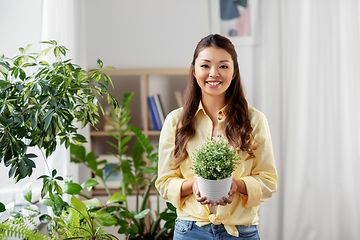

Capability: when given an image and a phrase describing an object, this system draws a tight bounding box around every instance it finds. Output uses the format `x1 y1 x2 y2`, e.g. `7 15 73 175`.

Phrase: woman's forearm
233 178 248 195
181 179 196 197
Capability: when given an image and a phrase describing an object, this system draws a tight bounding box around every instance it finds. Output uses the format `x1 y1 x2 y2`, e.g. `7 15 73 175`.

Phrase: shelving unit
89 68 189 195
90 68 188 138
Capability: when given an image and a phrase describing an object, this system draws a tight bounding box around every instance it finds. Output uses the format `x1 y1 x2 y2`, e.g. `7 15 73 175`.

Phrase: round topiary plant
191 136 241 180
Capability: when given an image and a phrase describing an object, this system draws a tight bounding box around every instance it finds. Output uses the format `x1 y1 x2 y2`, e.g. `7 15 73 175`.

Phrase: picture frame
209 0 259 46
95 154 125 189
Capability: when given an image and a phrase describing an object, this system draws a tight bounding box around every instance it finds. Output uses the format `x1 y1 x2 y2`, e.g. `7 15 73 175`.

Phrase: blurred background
1 0 360 239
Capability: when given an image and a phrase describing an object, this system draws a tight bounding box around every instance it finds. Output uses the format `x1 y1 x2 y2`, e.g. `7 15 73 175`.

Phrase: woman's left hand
213 179 237 206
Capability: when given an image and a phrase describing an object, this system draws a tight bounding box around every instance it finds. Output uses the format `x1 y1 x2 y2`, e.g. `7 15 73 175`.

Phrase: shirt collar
195 101 227 117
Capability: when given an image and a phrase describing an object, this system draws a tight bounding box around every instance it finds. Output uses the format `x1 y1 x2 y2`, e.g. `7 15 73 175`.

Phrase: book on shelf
147 95 162 131
153 94 165 126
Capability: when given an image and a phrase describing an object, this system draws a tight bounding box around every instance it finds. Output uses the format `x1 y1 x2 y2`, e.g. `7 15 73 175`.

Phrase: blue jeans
173 219 260 240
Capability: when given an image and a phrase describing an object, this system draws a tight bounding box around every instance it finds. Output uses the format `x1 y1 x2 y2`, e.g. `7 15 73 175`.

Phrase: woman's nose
209 67 219 77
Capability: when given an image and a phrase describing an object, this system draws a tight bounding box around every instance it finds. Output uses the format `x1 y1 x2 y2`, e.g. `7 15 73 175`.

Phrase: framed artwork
209 0 259 45
95 155 125 189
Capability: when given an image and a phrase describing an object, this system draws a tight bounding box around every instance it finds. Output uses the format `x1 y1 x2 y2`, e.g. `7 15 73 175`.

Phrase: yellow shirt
155 103 278 237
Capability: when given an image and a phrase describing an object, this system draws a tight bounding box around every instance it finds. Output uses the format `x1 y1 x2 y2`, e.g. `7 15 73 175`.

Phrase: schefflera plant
191 136 241 180
0 40 119 183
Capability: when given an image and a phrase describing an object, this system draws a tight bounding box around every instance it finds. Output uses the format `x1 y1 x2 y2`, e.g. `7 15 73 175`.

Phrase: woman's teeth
207 82 220 86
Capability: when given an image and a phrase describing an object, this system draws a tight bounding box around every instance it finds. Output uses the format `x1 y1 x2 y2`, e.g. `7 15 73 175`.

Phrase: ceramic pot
197 176 232 204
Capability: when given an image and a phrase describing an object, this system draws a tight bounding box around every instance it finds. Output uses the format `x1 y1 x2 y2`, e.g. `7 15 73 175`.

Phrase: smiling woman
155 34 277 239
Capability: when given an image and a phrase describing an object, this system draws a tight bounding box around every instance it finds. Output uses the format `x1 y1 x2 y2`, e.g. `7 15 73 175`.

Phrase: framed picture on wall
95 155 124 189
209 0 259 45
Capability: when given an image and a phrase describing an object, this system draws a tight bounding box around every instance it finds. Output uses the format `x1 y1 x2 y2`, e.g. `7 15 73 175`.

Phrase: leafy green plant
69 124 176 240
191 136 241 180
41 195 119 240
0 40 120 239
0 187 49 240
70 92 176 239
0 40 119 183
0 216 50 240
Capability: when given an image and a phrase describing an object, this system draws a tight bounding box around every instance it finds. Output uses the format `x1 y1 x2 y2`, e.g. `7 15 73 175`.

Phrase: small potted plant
191 136 240 203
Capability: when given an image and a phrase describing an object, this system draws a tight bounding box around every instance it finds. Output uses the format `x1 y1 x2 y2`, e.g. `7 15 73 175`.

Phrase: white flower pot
197 176 232 204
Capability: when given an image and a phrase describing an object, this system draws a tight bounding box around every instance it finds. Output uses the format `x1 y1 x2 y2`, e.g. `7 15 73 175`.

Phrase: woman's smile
206 80 222 87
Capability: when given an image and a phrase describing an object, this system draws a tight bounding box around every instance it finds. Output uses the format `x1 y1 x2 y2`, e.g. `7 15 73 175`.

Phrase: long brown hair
170 34 256 169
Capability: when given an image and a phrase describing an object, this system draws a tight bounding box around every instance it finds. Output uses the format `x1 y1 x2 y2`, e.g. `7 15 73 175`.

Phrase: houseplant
0 41 119 239
0 40 118 183
69 92 176 239
0 41 176 239
191 136 241 203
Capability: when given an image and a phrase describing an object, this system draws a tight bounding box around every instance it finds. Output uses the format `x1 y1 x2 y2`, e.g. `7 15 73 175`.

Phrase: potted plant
0 42 176 240
0 41 119 239
191 136 241 203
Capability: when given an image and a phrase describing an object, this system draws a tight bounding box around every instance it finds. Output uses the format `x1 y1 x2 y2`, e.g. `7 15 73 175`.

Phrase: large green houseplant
0 42 176 240
0 41 119 239
0 40 118 183
69 92 176 239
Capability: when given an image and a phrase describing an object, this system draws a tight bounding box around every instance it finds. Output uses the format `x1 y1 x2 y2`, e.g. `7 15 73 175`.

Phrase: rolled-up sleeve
155 109 187 209
241 111 278 208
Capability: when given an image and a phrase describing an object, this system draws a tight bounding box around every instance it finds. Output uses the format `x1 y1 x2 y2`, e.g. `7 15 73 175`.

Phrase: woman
155 34 277 239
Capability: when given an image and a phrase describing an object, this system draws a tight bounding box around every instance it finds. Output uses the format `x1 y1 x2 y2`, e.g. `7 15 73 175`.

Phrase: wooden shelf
92 186 158 196
90 130 160 137
103 68 189 76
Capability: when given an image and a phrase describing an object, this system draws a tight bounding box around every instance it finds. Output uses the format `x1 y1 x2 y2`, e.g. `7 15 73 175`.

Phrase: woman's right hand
192 180 211 205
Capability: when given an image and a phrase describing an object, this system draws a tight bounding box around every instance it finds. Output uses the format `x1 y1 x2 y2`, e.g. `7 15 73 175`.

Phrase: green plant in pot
191 136 240 203
0 41 119 239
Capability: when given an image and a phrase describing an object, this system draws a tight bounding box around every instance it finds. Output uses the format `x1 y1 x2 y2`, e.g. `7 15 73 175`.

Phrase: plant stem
78 192 92 200
99 177 112 197
136 185 139 213
119 167 128 209
40 149 52 176
140 173 157 212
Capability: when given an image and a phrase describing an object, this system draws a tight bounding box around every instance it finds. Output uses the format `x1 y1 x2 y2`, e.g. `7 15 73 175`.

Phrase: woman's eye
220 65 228 69
200 65 209 68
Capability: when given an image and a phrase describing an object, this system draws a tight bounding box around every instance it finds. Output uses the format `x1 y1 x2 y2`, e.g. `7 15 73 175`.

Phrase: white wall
84 0 210 69
83 0 256 103
0 0 43 57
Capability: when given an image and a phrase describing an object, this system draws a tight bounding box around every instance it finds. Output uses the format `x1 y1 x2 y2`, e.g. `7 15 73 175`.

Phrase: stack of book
147 94 165 131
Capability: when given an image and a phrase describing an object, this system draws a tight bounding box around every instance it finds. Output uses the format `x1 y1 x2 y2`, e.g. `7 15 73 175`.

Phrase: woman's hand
193 180 211 205
216 179 237 206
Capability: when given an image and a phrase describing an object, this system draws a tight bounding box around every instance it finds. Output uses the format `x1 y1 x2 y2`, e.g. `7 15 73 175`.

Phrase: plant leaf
63 182 83 195
70 195 88 218
39 214 52 223
105 193 126 205
97 58 103 68
71 134 87 145
22 204 40 217
134 208 150 219
166 202 177 211
81 178 99 191
0 202 6 212
22 181 32 203
82 198 102 208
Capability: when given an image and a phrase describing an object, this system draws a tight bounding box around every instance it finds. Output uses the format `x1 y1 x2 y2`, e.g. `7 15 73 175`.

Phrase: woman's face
193 46 234 101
